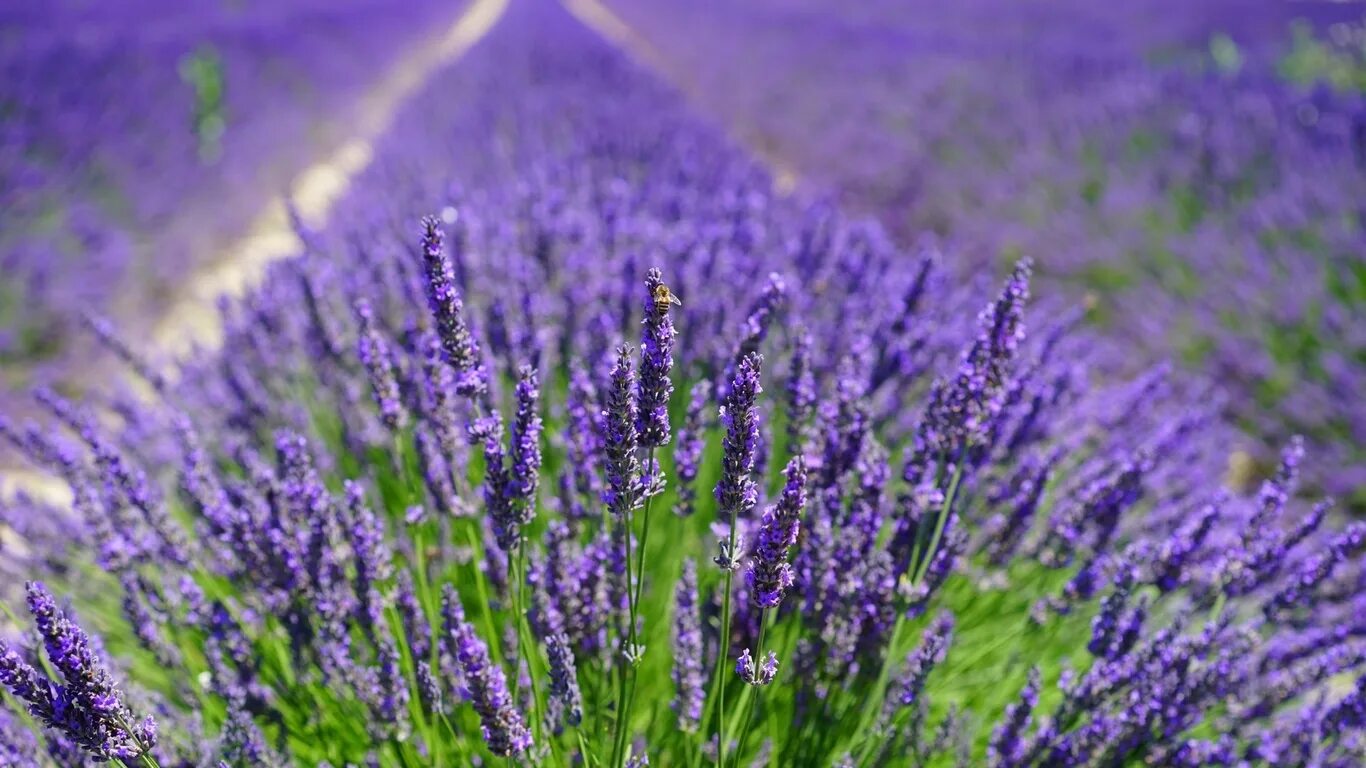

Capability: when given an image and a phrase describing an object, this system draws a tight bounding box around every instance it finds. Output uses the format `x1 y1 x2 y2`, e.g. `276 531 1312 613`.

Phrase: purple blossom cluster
610 0 1366 504
0 1 1363 766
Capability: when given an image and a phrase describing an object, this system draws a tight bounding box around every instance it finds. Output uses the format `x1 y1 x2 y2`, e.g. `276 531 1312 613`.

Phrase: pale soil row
0 0 509 507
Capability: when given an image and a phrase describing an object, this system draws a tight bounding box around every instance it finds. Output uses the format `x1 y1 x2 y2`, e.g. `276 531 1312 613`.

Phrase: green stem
610 661 630 768
631 447 659 629
911 463 965 586
732 614 769 767
616 447 662 767
712 565 738 768
577 728 596 768
114 712 161 768
465 524 504 667
851 611 908 765
1208 589 1227 625
848 458 966 764
514 540 555 764
509 548 523 700
612 441 660 768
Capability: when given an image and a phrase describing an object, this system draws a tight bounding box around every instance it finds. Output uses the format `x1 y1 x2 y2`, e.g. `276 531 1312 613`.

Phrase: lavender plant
1 3 1363 767
607 0 1366 506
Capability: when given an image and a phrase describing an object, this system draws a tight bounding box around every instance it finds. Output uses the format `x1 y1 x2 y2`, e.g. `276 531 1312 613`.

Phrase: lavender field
1 1 1364 766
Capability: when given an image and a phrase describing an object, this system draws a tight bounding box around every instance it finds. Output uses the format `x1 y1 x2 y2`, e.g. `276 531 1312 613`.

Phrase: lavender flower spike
16 582 157 760
671 559 706 733
736 648 779 686
603 343 642 521
355 297 407 433
988 667 1041 768
785 326 816 449
0 644 55 726
471 412 518 551
747 455 809 608
419 215 488 400
886 610 955 715
638 267 678 447
442 585 532 756
508 363 544 529
673 380 712 518
715 351 763 570
0 705 40 765
546 632 584 728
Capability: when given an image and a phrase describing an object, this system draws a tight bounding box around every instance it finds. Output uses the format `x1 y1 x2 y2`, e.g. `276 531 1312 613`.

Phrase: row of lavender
2 1 1363 766
604 0 1366 506
0 0 462 391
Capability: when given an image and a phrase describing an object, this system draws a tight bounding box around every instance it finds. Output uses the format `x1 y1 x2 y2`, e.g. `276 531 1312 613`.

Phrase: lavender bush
605 0 1366 506
1 2 1364 767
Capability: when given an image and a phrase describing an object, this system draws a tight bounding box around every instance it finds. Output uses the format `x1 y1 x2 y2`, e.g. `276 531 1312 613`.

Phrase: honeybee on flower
652 281 682 315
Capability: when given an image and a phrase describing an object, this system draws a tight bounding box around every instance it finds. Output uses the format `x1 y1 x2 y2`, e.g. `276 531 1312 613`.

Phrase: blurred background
2 0 1363 504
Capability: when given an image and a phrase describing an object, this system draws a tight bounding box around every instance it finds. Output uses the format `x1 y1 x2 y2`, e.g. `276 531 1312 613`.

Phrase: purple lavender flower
369 634 411 739
715 352 763 569
0 645 55 727
471 413 520 551
734 272 788 363
526 555 565 641
785 326 817 449
816 355 870 489
119 572 180 668
638 267 678 447
414 425 465 518
218 695 283 767
81 312 167 393
36 388 189 566
736 648 779 686
3 582 157 760
1089 563 1139 660
508 364 543 529
565 367 606 521
603 344 642 522
671 559 706 733
440 585 532 757
395 570 432 663
546 632 584 728
1264 522 1366 622
915 259 1032 463
345 480 392 640
988 667 1040 768
417 660 445 717
0 705 40 766
886 611 954 716
746 455 808 608
673 380 712 518
419 215 488 400
1153 496 1221 593
355 297 408 434
418 330 463 455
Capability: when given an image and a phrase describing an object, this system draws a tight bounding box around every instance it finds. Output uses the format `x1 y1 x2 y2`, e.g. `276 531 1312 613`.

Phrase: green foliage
179 46 227 163
1279 19 1366 93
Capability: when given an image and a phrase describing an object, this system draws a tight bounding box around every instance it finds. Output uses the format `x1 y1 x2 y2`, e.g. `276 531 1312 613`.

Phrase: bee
652 282 683 314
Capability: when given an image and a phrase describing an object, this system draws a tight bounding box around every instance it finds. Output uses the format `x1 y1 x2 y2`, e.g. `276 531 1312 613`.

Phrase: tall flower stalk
709 351 764 768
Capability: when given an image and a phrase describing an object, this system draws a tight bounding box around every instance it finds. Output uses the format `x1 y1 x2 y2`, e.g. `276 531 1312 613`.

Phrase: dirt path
154 0 509 356
0 0 509 506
